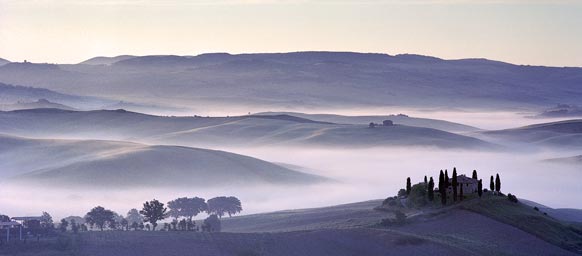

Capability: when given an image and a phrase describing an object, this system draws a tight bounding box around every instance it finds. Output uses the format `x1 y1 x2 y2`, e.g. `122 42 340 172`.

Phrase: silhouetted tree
108 219 118 230
140 199 168 231
428 177 435 201
168 197 207 229
85 206 115 231
126 209 143 229
495 174 501 193
369 122 376 128
120 218 129 231
71 220 79 234
59 218 69 232
444 170 450 190
490 176 494 192
478 179 483 198
131 222 138 231
41 212 54 230
0 214 10 222
202 214 221 232
438 170 444 192
207 196 243 218
406 177 411 195
452 168 458 202
424 175 427 185
472 170 478 180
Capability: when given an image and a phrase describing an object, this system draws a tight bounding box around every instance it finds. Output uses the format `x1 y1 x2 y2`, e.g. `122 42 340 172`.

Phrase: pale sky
0 0 581 66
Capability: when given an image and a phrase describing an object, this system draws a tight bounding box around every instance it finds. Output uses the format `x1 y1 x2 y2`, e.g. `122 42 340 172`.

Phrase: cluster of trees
75 196 241 233
403 168 503 206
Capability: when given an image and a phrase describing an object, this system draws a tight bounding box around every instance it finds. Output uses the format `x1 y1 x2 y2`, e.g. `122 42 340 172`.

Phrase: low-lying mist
1 146 579 220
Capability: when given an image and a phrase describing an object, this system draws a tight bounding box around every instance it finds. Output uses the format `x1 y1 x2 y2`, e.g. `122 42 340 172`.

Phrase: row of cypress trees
406 168 502 206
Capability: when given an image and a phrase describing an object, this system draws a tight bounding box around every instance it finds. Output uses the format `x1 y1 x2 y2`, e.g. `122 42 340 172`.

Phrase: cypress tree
424 175 428 185
495 174 501 193
472 170 478 180
478 179 483 198
438 170 444 192
444 171 450 192
459 182 464 201
490 176 494 192
428 177 435 201
452 168 458 202
406 177 411 195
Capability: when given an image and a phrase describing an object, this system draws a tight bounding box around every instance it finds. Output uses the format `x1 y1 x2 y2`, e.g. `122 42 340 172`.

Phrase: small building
447 174 478 193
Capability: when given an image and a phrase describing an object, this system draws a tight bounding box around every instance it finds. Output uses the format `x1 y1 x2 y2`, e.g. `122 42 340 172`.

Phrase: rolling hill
0 134 325 188
482 119 582 148
0 109 496 149
0 98 76 111
0 52 581 112
256 112 480 133
0 57 10 66
79 55 136 65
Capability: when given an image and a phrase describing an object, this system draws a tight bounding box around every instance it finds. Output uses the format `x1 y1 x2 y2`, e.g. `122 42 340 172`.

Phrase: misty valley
1 52 582 255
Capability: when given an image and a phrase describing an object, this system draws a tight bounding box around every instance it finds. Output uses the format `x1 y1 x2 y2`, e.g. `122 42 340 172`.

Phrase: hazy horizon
1 0 582 66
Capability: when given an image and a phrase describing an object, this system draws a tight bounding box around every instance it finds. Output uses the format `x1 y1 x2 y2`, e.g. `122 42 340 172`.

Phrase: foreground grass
0 234 80 256
459 194 582 254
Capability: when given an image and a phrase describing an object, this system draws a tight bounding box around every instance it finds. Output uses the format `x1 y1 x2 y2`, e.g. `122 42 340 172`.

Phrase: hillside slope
0 109 495 149
483 119 582 148
0 134 325 188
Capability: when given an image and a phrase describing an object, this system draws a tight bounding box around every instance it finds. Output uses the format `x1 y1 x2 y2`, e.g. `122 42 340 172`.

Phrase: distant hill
1 52 581 112
0 99 76 111
0 82 112 109
79 55 136 65
0 58 10 66
533 104 582 118
483 119 582 148
543 155 582 165
0 109 496 150
255 112 480 133
0 134 325 188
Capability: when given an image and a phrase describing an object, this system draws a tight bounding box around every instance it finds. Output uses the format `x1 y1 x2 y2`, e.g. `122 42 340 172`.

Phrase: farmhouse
447 174 478 194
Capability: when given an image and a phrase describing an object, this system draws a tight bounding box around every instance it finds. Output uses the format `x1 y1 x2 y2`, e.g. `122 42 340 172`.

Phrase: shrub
408 184 428 207
534 207 539 211
397 189 407 197
507 193 519 203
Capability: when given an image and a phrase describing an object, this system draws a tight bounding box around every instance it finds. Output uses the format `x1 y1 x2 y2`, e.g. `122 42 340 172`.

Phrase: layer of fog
1 147 580 220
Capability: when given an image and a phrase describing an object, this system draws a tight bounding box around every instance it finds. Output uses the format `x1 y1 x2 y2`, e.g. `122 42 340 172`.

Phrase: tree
85 206 115 231
408 184 428 207
131 222 139 231
424 175 427 185
406 177 412 195
438 170 444 192
207 197 243 218
59 218 69 232
495 173 501 193
120 218 129 231
108 219 118 230
71 219 79 234
140 199 168 231
167 197 207 228
0 214 10 222
452 168 458 202
202 214 221 232
472 170 478 180
477 179 483 198
397 189 407 197
41 212 54 229
126 209 144 228
428 177 435 201
444 170 449 189
369 122 376 128
490 176 495 192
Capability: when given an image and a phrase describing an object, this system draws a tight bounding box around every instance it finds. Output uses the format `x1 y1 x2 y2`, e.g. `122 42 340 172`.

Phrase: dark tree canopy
444 170 450 189
85 206 115 231
207 196 243 218
202 214 221 232
490 176 495 191
495 174 501 193
472 170 478 180
459 182 464 201
126 208 144 226
452 168 458 202
478 179 483 198
424 176 427 184
0 214 10 222
406 177 412 195
168 197 207 221
428 177 435 201
438 170 444 192
140 199 168 231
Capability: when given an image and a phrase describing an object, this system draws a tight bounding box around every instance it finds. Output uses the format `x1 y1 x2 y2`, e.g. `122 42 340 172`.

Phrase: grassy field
2 195 580 256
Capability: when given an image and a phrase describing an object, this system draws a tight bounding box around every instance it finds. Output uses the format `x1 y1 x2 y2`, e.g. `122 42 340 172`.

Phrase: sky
0 0 581 66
